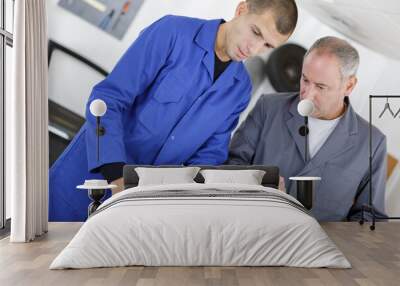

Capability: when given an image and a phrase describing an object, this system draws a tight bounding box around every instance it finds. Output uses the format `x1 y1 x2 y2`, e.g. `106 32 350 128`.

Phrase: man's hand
111 177 124 195
278 176 286 193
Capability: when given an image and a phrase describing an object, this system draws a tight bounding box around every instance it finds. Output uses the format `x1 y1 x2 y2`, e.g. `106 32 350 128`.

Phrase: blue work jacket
49 15 252 221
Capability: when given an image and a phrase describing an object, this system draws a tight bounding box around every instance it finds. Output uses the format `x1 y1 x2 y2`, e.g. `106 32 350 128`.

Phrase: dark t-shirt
214 52 231 82
213 20 231 81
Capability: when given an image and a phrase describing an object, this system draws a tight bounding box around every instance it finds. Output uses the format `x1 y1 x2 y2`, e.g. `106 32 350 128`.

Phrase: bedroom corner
1 1 400 286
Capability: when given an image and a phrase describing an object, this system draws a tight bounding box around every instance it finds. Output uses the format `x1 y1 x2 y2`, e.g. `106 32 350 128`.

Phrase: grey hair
305 36 360 79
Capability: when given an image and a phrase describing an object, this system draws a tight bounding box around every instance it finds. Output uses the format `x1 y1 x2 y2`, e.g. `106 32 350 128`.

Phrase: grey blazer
228 93 387 221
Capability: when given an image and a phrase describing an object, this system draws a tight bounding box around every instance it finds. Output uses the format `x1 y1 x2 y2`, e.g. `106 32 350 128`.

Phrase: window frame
0 0 14 236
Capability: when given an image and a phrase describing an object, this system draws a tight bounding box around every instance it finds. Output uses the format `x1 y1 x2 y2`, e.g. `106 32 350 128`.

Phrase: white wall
298 8 400 160
47 1 400 157
255 7 400 216
247 7 400 159
47 0 241 116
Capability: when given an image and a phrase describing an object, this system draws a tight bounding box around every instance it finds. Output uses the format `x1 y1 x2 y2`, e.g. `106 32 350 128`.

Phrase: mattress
50 183 351 269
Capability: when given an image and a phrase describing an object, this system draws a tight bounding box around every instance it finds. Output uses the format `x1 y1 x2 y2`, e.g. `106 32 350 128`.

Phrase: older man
228 36 387 221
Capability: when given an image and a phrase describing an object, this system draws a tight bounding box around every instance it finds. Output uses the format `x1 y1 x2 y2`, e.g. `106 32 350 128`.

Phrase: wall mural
58 0 144 40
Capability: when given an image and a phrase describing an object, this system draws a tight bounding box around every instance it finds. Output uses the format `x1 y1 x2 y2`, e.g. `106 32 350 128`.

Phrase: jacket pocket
137 71 192 134
153 72 190 103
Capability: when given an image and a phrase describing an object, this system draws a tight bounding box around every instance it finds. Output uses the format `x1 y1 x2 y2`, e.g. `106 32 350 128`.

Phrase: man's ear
344 75 357 97
234 1 249 17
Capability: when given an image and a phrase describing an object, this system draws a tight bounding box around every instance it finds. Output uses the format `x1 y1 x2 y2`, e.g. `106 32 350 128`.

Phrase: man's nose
302 89 316 101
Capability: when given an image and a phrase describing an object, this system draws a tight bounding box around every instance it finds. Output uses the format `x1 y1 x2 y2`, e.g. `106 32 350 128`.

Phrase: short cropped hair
246 0 298 35
305 36 360 78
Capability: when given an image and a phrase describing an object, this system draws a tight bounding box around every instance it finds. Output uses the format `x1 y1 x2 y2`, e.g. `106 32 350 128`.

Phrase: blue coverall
49 15 252 221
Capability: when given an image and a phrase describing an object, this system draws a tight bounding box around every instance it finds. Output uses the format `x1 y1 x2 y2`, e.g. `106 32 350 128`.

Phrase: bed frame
123 165 279 189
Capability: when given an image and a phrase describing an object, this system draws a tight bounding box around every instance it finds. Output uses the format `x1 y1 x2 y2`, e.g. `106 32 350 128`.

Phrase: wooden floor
0 222 399 286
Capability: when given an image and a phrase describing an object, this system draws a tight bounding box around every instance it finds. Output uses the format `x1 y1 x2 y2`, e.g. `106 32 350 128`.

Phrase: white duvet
50 183 351 269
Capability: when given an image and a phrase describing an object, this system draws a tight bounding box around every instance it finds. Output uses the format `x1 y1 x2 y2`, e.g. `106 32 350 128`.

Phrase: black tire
244 56 266 92
266 43 307 92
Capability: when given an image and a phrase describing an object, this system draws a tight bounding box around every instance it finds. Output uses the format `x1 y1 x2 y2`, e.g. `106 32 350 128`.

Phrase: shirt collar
194 19 223 53
194 19 245 81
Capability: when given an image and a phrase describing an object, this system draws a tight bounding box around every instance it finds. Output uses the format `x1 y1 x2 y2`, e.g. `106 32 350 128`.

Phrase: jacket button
171 135 175 140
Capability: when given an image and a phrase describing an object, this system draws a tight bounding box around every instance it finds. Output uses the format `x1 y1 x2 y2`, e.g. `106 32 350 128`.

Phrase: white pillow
200 169 266 185
135 167 200 186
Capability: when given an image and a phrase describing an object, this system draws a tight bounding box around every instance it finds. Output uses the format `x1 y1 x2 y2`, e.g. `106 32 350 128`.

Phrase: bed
50 165 350 269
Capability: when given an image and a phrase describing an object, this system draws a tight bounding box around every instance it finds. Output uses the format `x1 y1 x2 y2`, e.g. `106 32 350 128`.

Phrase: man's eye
252 29 261 37
317 86 325 90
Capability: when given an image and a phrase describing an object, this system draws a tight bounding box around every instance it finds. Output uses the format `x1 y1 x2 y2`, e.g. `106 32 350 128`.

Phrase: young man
49 0 298 221
228 36 387 221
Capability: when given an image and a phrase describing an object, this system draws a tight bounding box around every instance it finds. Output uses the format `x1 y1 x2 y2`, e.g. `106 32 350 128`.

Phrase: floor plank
0 222 399 286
